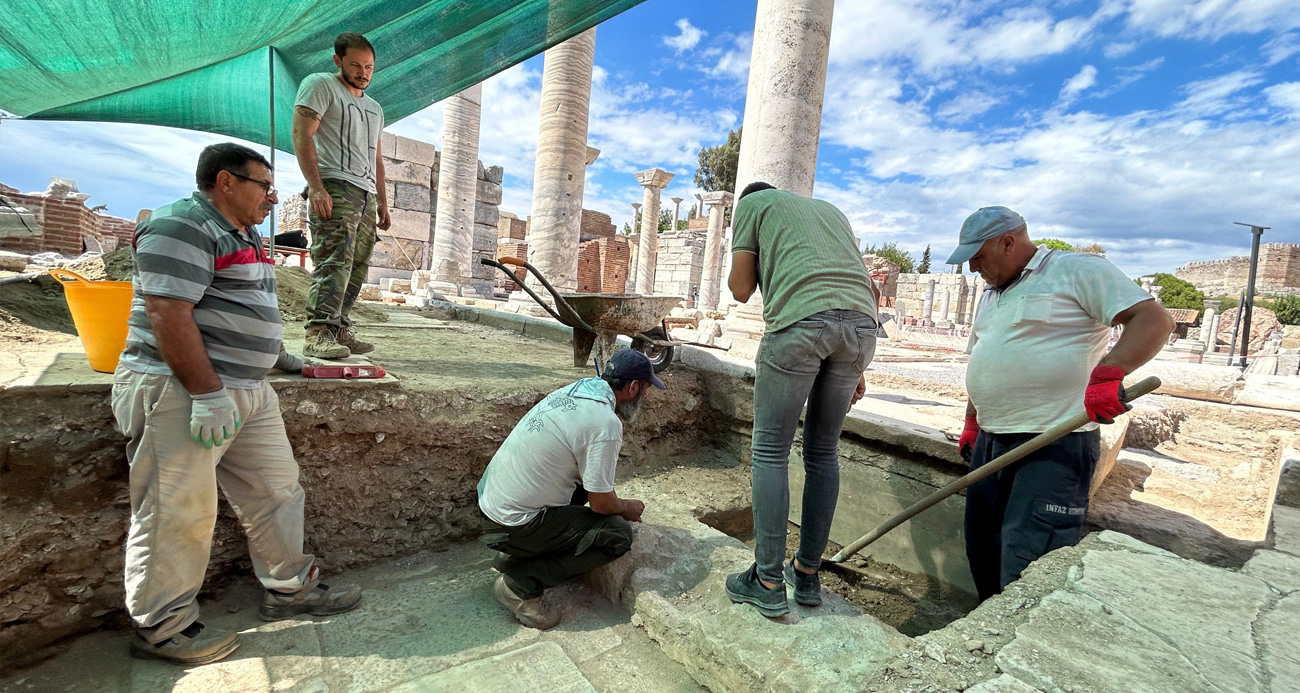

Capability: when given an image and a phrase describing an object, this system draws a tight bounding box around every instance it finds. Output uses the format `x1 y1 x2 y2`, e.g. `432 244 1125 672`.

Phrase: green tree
658 208 675 232
1073 242 1106 256
1033 238 1075 252
1212 295 1239 312
695 127 742 193
1150 273 1205 310
917 245 932 274
1271 294 1300 325
620 221 634 235
862 242 915 274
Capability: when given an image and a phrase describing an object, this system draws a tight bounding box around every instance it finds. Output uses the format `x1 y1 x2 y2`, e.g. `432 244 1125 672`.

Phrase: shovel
826 375 1161 565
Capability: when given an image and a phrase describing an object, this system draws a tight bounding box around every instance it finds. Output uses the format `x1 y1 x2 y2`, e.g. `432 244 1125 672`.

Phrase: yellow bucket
50 268 135 373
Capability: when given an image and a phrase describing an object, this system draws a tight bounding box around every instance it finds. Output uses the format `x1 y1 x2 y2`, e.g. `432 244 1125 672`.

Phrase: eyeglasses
226 170 278 198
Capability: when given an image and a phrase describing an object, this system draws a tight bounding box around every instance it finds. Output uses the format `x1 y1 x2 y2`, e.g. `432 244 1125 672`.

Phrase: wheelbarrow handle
477 257 595 333
497 257 526 267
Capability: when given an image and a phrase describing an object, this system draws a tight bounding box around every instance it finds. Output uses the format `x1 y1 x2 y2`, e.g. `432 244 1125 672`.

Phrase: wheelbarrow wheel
631 326 673 373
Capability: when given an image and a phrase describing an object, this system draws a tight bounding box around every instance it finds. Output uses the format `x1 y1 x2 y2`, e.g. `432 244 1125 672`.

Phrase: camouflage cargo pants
306 179 376 329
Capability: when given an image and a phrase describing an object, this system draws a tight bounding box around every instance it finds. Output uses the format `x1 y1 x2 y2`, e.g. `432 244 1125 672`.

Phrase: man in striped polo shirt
112 143 362 665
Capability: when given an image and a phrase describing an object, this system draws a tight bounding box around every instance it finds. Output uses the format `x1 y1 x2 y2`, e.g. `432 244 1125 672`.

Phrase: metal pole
1226 290 1246 366
268 47 277 240
1233 222 1269 369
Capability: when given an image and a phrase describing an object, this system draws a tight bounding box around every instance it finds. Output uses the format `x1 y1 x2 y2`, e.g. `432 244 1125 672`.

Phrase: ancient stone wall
575 236 631 294
894 273 970 324
654 228 707 305
1175 244 1300 296
579 209 615 242
863 254 900 298
0 351 713 669
0 180 136 256
497 212 527 241
280 194 309 234
472 162 505 296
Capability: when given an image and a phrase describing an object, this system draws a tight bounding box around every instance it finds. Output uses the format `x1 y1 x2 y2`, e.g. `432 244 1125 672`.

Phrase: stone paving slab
1255 594 1300 693
1243 549 1300 594
1272 505 1300 557
964 674 1042 692
385 642 594 693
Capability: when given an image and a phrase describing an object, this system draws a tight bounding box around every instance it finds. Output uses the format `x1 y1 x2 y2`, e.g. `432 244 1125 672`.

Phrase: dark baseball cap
605 349 666 389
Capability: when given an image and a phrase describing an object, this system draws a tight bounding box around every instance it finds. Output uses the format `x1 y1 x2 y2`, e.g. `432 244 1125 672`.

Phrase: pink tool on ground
300 364 386 379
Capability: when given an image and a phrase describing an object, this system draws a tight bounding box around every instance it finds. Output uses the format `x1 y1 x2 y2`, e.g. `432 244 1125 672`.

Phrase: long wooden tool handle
827 376 1161 564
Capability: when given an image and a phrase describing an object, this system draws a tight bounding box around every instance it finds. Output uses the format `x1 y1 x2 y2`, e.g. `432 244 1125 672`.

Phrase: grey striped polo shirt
119 192 282 389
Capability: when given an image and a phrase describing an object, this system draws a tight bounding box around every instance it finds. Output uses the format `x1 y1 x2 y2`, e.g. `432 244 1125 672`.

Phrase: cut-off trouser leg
750 309 878 585
112 367 316 643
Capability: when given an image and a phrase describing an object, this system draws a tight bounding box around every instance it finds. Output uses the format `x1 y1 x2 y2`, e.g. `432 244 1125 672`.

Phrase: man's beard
341 72 368 91
615 390 646 423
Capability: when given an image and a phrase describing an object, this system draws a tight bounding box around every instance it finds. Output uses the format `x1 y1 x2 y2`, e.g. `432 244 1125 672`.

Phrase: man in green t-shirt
723 182 879 618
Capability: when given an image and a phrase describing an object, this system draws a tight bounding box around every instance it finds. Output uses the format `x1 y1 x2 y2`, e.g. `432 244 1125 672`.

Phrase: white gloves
191 388 241 449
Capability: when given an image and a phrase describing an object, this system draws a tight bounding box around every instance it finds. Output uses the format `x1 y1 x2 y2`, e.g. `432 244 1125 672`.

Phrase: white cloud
936 91 1004 123
1263 31 1300 65
1123 0 1300 41
704 32 753 84
1175 70 1264 116
1265 82 1300 118
1059 65 1099 102
1104 41 1138 58
663 18 705 54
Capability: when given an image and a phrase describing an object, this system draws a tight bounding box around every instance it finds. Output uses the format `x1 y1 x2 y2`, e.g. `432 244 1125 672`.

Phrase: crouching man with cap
949 206 1173 601
476 350 664 629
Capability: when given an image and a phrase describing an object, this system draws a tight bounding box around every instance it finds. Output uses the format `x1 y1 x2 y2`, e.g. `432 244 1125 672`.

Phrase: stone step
585 515 910 693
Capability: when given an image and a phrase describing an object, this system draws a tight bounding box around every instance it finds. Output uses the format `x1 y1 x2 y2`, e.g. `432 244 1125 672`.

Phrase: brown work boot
493 575 560 630
259 568 363 621
129 621 239 665
334 326 374 355
303 325 350 360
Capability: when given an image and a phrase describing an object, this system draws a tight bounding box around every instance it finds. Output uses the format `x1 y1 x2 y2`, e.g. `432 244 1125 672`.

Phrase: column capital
703 190 734 208
670 196 684 204
586 146 601 166
634 168 675 189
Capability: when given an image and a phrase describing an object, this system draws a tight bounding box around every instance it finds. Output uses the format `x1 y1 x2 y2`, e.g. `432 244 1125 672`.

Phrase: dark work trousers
965 429 1100 601
479 486 634 599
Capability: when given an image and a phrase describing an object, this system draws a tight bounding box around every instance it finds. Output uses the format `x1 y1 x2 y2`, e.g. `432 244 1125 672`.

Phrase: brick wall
1175 244 1300 296
496 242 529 290
579 209 615 242
0 182 136 257
688 216 708 230
575 237 630 294
498 213 527 240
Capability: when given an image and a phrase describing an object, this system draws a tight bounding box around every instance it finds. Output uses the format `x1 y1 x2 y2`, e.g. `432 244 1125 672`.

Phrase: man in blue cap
476 349 664 629
950 206 1173 600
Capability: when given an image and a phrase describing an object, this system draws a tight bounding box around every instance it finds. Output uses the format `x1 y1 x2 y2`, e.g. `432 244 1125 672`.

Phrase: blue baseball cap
946 206 1026 265
605 349 666 389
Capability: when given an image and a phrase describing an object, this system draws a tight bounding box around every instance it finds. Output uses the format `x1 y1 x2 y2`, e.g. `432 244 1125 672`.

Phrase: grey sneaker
129 621 239 665
259 569 363 621
334 326 374 355
784 560 823 607
493 575 560 630
725 563 790 617
303 326 350 360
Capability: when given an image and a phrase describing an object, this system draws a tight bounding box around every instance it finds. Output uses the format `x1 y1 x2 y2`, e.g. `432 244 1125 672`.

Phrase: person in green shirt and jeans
724 182 879 617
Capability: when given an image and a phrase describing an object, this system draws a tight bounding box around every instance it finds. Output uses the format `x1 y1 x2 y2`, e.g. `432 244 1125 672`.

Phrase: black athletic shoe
784 560 823 607
725 563 790 617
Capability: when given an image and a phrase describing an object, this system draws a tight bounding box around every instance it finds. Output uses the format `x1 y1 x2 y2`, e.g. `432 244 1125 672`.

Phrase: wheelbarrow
480 257 684 373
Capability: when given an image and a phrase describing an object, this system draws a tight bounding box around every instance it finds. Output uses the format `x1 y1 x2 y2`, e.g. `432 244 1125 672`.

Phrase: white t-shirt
965 247 1153 434
477 379 623 526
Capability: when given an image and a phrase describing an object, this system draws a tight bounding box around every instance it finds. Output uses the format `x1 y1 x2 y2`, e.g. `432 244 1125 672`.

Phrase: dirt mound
65 247 134 281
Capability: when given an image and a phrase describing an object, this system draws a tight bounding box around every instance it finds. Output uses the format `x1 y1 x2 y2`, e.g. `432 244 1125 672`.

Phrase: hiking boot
303 325 350 360
492 552 524 573
334 326 374 355
725 563 790 617
259 568 363 621
784 560 823 607
493 575 560 630
129 621 239 665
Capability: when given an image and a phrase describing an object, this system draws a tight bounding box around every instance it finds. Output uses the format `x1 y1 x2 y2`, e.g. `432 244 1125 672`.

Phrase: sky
2 0 1298 277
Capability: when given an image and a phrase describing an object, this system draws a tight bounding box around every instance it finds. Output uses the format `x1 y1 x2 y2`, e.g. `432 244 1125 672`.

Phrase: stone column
698 191 734 311
922 280 936 323
694 193 705 222
724 0 835 309
970 277 987 322
1203 299 1222 351
429 83 482 297
526 27 596 292
634 168 674 295
631 202 641 231
670 197 684 231
939 289 951 324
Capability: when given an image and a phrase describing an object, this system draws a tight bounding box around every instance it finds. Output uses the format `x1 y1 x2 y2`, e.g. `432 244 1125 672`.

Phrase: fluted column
634 168 674 295
698 191 734 311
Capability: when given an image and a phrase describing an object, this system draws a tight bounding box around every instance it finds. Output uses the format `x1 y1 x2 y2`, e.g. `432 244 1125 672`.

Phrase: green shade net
0 0 645 152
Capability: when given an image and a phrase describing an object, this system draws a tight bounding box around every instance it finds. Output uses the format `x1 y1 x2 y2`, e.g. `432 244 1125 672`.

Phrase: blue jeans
751 309 877 584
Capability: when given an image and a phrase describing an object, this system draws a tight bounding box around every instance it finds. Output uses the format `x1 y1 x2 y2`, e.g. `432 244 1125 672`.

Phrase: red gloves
959 415 980 462
1085 364 1129 424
